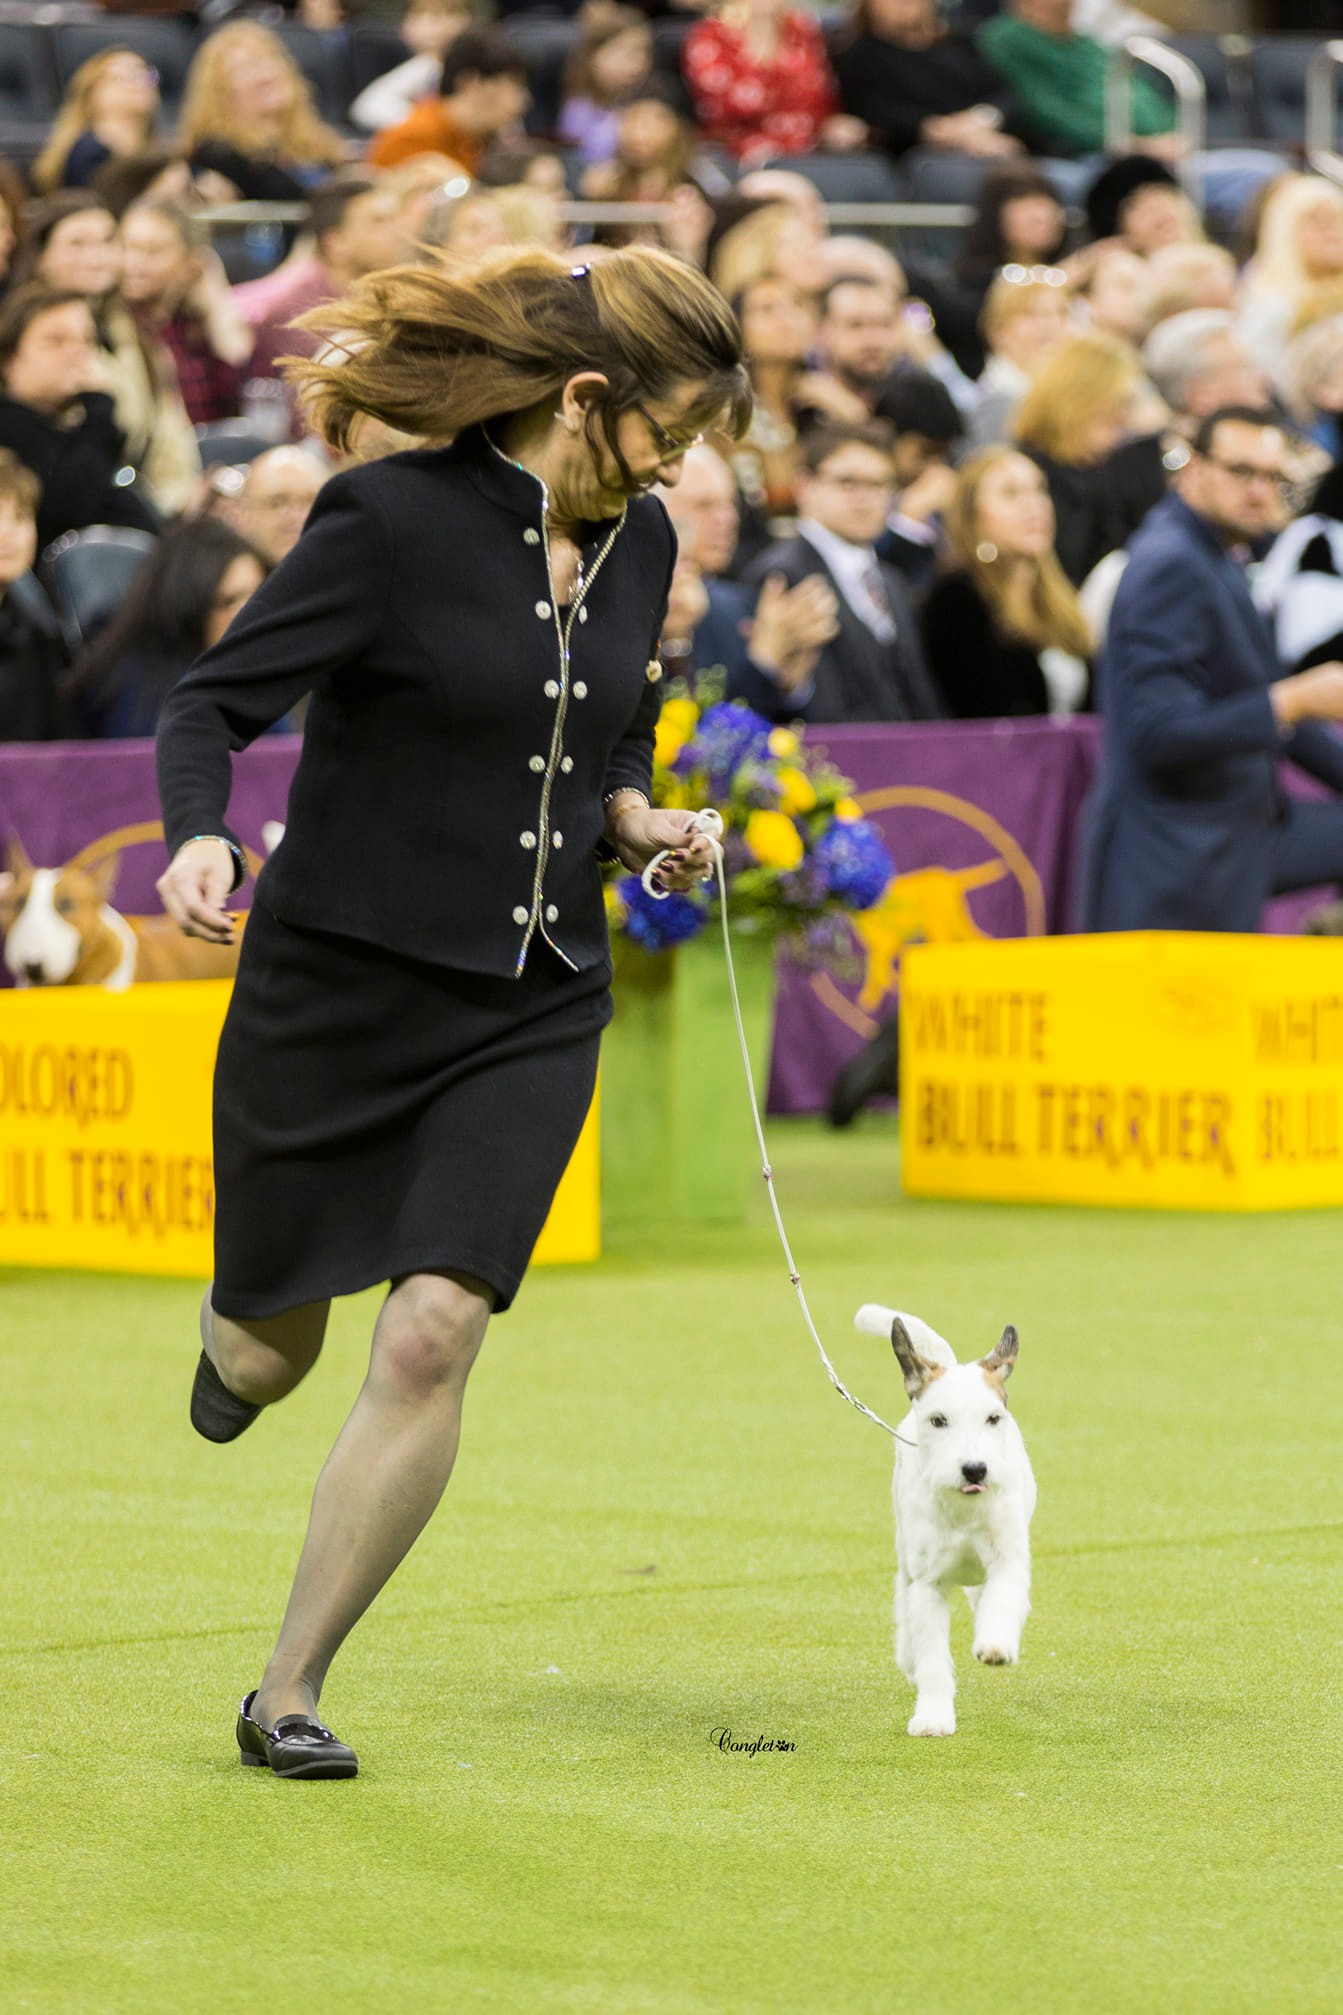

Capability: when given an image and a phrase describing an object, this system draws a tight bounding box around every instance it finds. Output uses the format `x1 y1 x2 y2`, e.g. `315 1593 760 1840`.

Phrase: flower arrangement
605 694 895 957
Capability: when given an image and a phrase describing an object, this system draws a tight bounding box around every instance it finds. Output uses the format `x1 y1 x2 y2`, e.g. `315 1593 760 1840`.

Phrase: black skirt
211 900 611 1319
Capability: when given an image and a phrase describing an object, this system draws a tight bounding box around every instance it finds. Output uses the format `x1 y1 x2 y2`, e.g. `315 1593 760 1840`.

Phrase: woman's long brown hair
179 22 346 169
289 243 753 460
33 49 157 195
945 445 1093 660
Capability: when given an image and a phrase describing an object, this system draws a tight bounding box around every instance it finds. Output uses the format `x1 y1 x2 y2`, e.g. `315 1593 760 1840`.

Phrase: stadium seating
1168 35 1256 149
40 525 156 650
194 421 287 469
269 23 355 131
1249 35 1317 148
0 14 1330 222
0 19 57 161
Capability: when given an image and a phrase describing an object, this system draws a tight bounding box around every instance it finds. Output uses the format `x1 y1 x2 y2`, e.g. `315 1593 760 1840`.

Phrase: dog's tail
854 1305 957 1369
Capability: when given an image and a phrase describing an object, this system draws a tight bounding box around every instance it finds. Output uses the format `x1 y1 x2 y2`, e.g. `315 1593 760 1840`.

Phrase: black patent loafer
191 1294 261 1443
236 1691 358 1780
191 1350 262 1442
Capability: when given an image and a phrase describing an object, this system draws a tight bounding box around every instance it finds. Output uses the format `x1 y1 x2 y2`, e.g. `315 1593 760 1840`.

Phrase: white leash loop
640 810 901 1442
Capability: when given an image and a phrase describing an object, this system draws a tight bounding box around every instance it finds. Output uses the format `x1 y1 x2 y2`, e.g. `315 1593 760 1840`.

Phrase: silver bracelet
183 833 247 894
603 788 650 813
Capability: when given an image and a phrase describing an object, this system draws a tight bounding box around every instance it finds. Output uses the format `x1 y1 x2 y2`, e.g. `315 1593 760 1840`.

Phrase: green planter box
601 930 778 1230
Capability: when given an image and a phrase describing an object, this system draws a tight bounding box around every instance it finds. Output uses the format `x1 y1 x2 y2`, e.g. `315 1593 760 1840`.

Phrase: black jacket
156 427 674 979
742 533 943 724
0 574 77 740
922 569 1051 718
1086 493 1343 931
0 392 159 553
830 29 1027 159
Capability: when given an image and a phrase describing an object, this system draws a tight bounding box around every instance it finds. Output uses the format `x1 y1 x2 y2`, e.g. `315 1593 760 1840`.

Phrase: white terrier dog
854 1306 1036 1737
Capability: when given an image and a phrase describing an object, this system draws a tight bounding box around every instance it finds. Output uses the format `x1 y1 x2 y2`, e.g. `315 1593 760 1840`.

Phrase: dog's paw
974 1642 1019 1666
907 1706 956 1737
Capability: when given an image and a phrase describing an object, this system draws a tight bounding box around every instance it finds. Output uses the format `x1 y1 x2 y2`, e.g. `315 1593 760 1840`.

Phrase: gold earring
976 541 999 563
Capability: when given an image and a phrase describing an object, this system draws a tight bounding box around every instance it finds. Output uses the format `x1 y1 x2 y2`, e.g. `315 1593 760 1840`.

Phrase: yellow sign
0 981 599 1277
901 933 1343 1212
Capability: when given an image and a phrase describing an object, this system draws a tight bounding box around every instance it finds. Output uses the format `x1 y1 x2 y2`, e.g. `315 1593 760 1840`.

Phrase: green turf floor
3 1114 1341 2013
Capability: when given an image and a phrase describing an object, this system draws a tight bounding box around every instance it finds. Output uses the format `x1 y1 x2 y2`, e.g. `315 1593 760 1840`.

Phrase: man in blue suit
1085 407 1343 933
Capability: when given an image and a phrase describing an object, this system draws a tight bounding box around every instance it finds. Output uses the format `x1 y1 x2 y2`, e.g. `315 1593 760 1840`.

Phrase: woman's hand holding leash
157 839 238 945
605 797 717 892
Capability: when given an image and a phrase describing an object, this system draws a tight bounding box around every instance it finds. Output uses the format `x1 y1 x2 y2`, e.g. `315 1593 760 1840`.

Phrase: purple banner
0 725 1333 1114
766 720 1096 1114
0 737 300 924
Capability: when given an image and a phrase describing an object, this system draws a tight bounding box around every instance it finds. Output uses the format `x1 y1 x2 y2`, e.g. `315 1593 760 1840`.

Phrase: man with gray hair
1143 310 1268 427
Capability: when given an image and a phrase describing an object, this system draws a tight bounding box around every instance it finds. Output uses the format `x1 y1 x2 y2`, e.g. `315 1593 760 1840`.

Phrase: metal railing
196 197 978 238
1105 36 1206 204
1306 39 1343 186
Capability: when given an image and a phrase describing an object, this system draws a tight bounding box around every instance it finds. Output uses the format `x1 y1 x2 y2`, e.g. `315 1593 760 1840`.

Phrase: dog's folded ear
979 1325 1019 1382
6 833 32 878
890 1317 943 1400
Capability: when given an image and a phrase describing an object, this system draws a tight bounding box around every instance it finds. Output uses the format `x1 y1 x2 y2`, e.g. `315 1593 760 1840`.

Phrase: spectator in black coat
1011 330 1146 584
0 448 76 739
923 444 1092 718
0 285 159 551
67 518 269 739
830 0 1028 169
743 421 944 723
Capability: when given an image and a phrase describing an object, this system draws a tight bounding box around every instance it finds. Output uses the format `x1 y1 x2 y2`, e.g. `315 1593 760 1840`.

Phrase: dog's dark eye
986 1413 1002 1425
928 1413 949 1429
56 898 75 916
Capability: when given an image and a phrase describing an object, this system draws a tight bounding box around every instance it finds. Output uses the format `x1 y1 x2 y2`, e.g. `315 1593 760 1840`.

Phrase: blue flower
677 701 773 785
616 875 706 951
776 857 829 909
812 818 894 909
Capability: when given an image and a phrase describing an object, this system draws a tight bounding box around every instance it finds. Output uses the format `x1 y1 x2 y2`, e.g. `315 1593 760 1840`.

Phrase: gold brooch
645 659 663 683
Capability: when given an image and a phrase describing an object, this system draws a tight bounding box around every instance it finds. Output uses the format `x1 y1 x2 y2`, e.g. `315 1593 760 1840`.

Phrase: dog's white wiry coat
855 1305 1036 1737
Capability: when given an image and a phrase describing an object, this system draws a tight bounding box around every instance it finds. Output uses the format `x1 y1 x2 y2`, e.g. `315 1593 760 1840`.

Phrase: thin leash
641 809 913 1447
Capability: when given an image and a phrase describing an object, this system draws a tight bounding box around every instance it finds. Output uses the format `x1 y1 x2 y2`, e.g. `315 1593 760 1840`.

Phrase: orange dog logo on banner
813 787 1048 1042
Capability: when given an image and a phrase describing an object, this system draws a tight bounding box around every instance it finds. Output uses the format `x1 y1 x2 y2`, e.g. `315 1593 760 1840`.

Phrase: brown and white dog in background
0 836 243 989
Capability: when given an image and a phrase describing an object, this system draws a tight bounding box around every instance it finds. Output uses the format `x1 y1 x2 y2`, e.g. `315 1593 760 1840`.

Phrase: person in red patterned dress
682 0 867 169
120 199 253 427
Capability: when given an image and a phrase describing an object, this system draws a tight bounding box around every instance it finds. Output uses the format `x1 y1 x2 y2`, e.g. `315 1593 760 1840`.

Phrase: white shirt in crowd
350 53 443 133
796 516 898 642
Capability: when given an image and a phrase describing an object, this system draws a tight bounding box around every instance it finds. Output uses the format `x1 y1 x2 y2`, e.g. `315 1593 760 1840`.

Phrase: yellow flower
835 797 862 823
745 808 805 871
604 884 627 926
768 727 800 758
653 695 700 769
654 718 688 768
776 766 817 816
661 696 700 736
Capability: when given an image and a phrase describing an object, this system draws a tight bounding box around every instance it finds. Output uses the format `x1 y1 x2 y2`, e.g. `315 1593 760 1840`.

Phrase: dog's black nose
22 963 44 985
961 1463 988 1485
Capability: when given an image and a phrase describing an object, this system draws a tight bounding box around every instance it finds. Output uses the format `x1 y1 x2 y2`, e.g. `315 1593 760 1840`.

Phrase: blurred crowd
0 0 1340 748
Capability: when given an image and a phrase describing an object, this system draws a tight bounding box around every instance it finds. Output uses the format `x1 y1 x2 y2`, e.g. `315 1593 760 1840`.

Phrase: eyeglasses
997 264 1069 288
814 472 894 494
633 400 703 462
1201 455 1291 494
